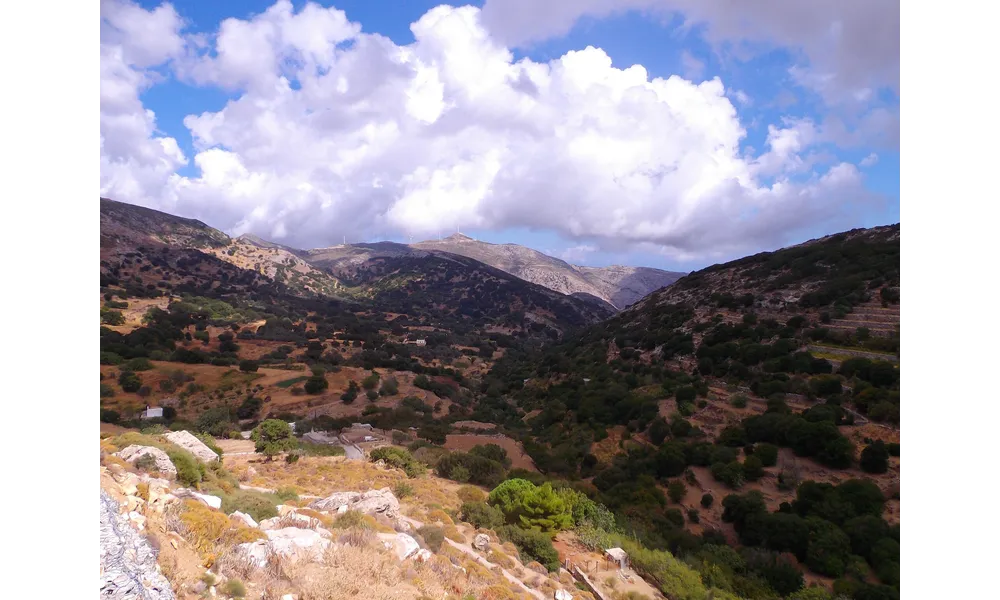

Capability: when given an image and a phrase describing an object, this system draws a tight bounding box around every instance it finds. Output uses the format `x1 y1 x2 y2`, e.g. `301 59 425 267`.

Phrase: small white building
351 423 374 431
414 339 427 347
605 548 628 570
140 406 163 420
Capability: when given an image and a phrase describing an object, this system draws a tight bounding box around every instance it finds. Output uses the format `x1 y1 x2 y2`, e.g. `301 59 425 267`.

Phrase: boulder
259 512 320 531
236 528 331 567
414 549 433 562
473 533 490 551
353 489 400 519
378 532 420 560
164 430 220 463
229 511 258 529
554 590 573 600
309 488 400 519
309 491 360 512
175 489 222 510
115 446 177 480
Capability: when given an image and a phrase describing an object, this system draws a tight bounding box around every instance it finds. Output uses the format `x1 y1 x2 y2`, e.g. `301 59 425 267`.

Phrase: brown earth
444 434 538 472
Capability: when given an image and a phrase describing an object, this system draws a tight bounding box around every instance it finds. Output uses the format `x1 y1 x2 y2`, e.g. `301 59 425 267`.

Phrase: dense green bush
437 452 506 487
461 501 505 529
369 446 426 478
496 525 560 572
860 441 890 474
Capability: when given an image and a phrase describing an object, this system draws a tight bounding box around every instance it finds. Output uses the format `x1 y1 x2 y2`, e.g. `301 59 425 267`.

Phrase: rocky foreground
100 488 174 600
101 432 589 600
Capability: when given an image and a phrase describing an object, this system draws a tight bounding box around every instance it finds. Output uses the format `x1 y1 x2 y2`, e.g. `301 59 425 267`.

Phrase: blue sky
104 0 900 272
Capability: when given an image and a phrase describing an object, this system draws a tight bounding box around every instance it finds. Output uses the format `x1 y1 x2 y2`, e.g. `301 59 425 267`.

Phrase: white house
605 548 628 570
414 339 427 347
140 406 163 420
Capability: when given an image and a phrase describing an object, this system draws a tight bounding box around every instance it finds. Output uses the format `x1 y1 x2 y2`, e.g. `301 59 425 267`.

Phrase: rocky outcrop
100 489 175 600
164 430 220 463
308 488 399 519
236 528 332 566
115 446 177 480
473 533 490 551
229 511 258 528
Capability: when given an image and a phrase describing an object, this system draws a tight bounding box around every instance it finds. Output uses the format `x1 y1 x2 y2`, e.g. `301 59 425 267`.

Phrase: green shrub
370 446 426 478
754 443 779 467
417 525 445 552
100 383 116 398
701 493 714 508
167 449 205 487
668 480 687 503
239 360 259 373
394 481 415 499
222 578 246 598
269 488 296 503
125 357 154 371
497 525 560 572
101 351 124 365
221 490 279 522
460 501 505 529
118 371 143 393
252 419 296 459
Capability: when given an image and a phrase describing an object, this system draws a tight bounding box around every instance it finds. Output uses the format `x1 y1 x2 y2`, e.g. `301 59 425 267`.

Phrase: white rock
175 489 222 510
127 511 146 531
336 504 348 515
237 528 331 567
164 430 220 463
473 533 490 551
229 511 258 528
414 549 433 562
378 532 420 561
309 491 360 512
555 590 573 600
115 446 177 480
309 488 399 519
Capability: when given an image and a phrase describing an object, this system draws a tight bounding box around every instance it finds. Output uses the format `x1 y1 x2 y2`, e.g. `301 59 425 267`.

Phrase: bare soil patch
444 434 538 472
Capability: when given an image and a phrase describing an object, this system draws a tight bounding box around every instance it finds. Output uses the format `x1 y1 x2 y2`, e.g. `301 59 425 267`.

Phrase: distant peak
443 233 474 242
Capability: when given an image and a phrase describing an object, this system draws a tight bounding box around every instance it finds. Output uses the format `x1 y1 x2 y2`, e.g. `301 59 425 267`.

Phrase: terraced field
827 298 900 338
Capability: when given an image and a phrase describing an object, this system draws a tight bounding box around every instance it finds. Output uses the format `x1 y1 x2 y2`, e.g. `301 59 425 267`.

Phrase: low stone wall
807 345 899 363
572 566 612 600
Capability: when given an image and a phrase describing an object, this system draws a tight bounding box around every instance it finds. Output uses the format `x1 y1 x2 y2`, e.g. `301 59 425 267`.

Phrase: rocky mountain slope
100 198 609 338
413 234 685 310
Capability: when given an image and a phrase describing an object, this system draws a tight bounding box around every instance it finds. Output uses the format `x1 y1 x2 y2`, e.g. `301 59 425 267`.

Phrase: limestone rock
309 491 360 512
229 511 258 528
100 489 175 600
236 528 331 567
174 489 222 510
473 533 490 551
554 590 573 600
259 512 320 531
164 430 220 463
379 532 420 560
309 488 399 519
414 548 433 562
115 446 177 480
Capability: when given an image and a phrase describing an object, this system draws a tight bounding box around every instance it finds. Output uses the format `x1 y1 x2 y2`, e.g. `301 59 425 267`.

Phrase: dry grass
443 525 465 544
173 500 265 566
457 485 487 503
287 543 409 600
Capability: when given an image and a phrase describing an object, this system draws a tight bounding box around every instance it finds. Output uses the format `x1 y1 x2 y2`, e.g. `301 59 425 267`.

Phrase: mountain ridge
412 233 686 310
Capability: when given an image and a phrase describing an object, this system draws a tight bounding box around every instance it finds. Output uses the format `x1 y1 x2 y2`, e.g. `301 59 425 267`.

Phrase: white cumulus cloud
99 1 887 260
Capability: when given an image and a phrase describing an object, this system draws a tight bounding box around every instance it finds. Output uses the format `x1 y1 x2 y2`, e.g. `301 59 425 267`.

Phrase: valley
100 198 900 600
